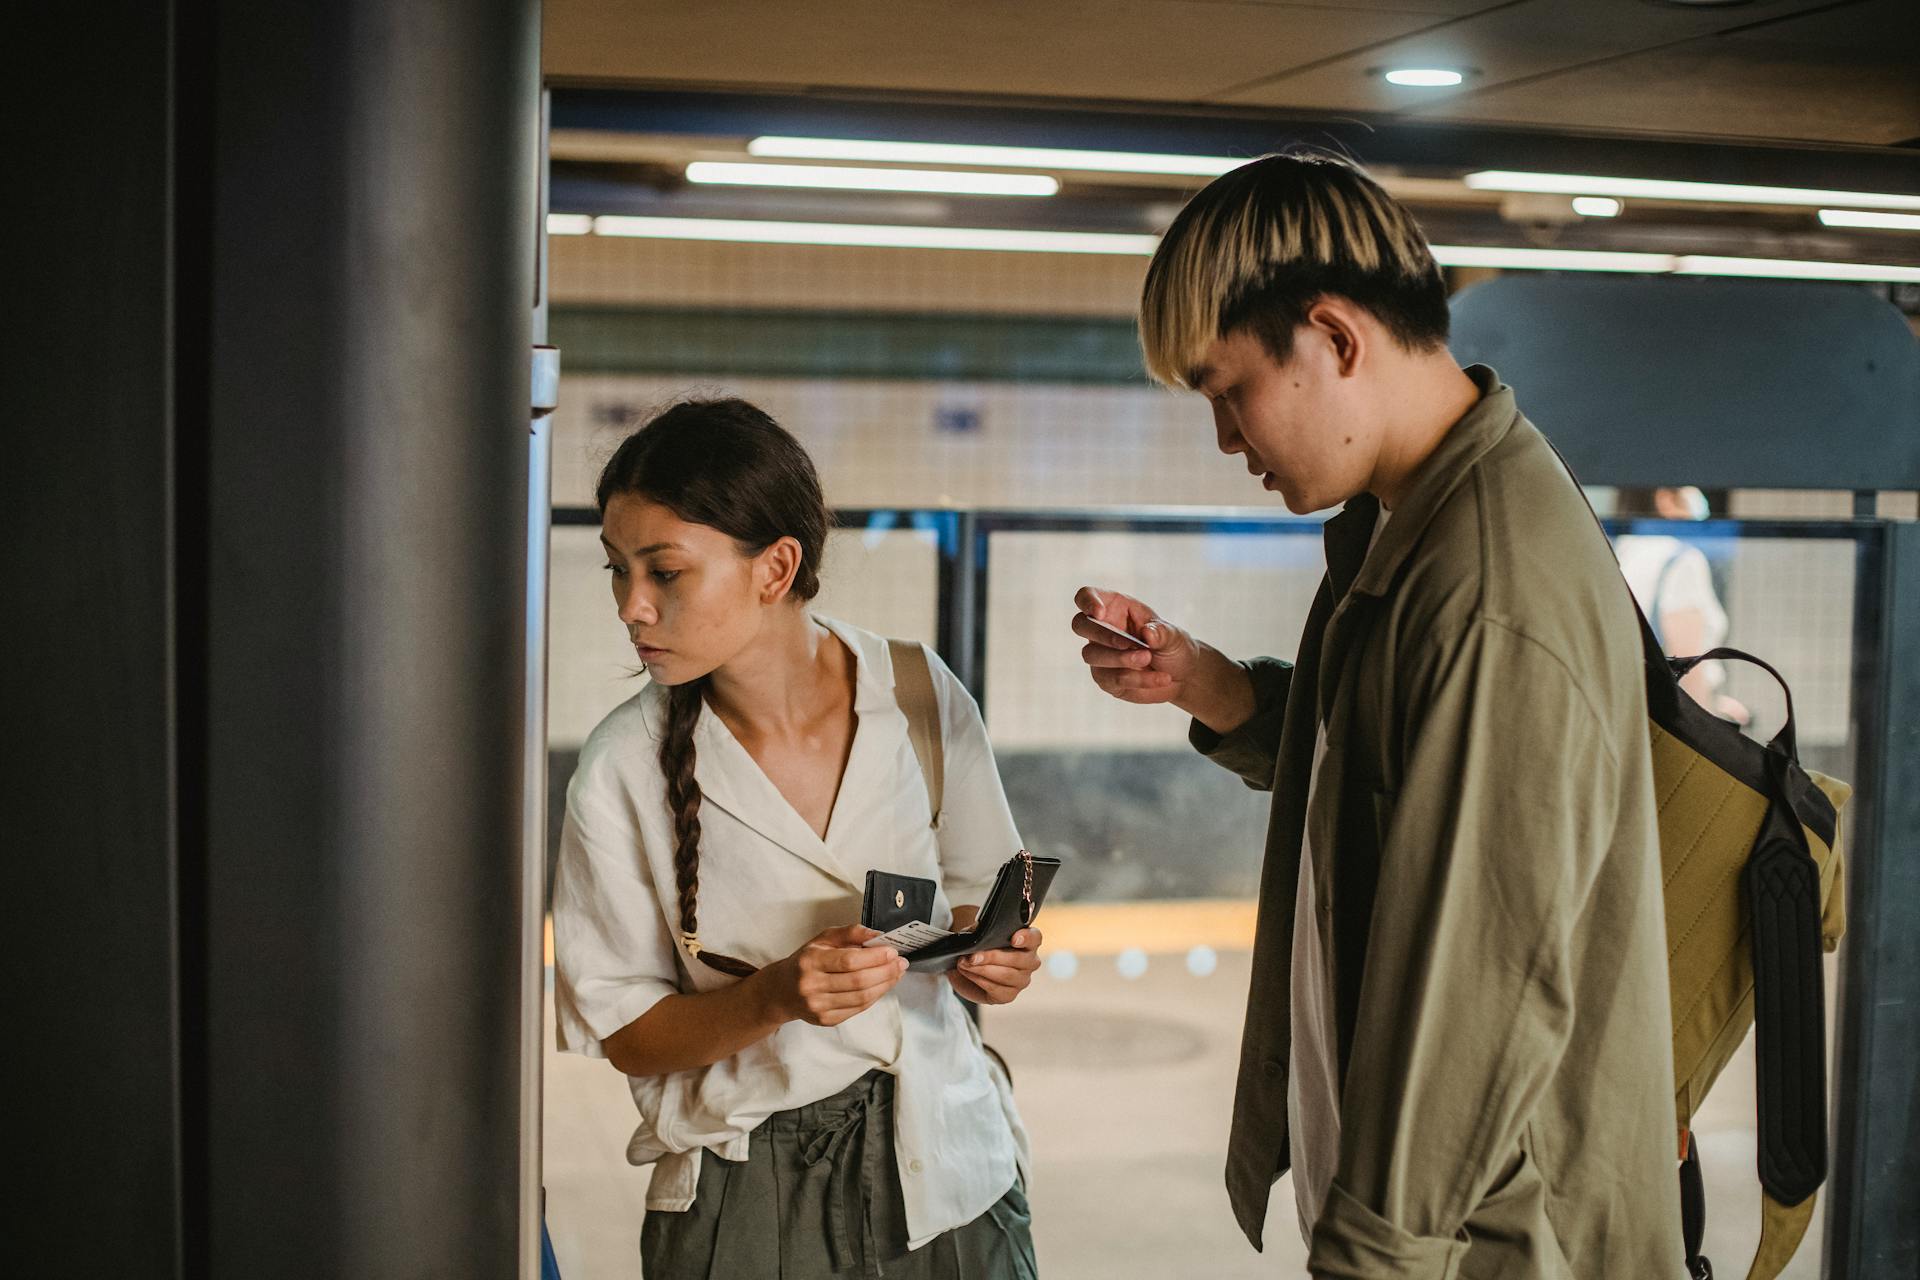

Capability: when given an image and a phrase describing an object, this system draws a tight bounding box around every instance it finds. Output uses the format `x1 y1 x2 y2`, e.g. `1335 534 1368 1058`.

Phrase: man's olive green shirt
1193 368 1683 1278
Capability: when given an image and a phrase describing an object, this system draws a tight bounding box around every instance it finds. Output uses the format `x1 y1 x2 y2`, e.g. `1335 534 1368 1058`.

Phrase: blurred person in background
1614 485 1749 725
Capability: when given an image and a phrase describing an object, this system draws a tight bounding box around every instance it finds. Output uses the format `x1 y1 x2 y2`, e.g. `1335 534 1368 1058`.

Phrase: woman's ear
757 537 805 605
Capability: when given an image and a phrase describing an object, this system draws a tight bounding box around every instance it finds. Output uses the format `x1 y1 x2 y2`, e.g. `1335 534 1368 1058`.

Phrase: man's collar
1323 365 1517 601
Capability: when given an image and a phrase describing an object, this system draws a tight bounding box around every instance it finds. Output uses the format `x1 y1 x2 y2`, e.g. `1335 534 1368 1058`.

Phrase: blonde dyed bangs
1138 154 1438 388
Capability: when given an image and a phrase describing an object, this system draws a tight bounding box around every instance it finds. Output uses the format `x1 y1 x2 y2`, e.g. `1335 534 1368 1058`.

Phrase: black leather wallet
860 851 1062 973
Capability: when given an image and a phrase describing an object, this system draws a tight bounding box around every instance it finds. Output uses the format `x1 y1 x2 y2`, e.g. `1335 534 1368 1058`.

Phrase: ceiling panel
1215 0 1836 114
544 0 1916 147
545 0 1440 101
1222 0 1505 11
1415 0 1920 145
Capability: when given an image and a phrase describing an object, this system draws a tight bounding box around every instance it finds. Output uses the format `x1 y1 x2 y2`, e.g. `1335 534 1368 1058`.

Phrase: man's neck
1367 358 1483 511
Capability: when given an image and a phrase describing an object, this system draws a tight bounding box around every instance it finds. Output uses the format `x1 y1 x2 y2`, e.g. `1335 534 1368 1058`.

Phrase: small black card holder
859 852 1062 974
862 869 937 933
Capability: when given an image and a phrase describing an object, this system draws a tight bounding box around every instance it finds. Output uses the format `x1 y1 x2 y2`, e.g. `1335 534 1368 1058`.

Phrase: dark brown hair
596 398 830 977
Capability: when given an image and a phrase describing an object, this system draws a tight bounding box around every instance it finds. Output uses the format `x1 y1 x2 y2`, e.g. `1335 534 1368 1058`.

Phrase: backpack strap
1671 646 1799 760
887 638 943 828
1679 1131 1709 1279
1748 1191 1818 1280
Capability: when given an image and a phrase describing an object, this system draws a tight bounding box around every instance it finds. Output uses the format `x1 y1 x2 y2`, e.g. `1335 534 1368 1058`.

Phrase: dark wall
13 2 540 1275
10 4 184 1274
201 2 538 1275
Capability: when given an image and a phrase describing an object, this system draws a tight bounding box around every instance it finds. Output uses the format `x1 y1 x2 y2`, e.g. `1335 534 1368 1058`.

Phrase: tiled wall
550 233 1147 315
551 373 1260 511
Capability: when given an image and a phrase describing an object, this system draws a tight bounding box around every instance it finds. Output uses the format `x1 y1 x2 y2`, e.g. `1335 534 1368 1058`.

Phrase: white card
863 920 955 951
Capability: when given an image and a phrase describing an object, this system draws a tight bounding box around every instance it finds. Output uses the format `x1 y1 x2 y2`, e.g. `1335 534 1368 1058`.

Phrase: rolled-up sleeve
925 645 1025 908
1308 618 1615 1277
1189 657 1293 791
551 789 681 1057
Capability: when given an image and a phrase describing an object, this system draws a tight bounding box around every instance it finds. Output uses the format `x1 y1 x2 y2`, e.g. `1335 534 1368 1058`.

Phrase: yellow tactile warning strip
1028 899 1258 957
541 898 1260 970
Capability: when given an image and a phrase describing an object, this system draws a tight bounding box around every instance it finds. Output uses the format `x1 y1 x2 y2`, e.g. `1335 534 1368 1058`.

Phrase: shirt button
909 1159 925 1175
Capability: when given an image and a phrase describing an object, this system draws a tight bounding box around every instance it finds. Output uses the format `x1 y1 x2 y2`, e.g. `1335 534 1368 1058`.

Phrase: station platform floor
543 942 1826 1278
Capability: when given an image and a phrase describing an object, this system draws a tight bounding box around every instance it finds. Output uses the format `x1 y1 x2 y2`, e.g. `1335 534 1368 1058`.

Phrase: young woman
552 399 1041 1279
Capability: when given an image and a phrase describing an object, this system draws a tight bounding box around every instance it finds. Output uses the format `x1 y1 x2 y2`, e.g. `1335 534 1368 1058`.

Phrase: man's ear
757 536 804 604
1305 297 1367 378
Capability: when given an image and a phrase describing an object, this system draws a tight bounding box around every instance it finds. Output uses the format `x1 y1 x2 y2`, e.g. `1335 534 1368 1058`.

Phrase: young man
1074 151 1682 1277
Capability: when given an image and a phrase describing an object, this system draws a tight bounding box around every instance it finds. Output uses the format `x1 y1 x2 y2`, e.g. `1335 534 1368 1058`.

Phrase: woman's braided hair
596 399 829 977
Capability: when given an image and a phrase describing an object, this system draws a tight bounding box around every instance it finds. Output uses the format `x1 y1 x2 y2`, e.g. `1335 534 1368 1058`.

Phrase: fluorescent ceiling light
1571 197 1622 218
1434 244 1920 282
1383 68 1465 87
1819 208 1920 232
546 213 593 235
749 135 1241 177
685 160 1058 197
1430 245 1668 272
1672 255 1920 282
1466 170 1920 211
591 215 1159 255
578 216 1920 280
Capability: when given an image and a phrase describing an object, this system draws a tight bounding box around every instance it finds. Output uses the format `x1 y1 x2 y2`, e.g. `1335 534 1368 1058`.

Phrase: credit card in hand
863 920 956 951
1085 616 1150 649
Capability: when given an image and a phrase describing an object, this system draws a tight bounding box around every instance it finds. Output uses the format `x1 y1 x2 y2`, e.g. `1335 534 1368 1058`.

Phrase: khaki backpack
1647 622 1848 1280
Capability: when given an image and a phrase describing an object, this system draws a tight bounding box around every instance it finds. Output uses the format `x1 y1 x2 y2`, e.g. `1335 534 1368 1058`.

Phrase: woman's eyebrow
599 535 681 556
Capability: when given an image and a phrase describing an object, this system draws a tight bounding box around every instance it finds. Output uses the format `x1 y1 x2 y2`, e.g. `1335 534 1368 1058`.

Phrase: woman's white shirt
1616 534 1730 687
552 617 1029 1248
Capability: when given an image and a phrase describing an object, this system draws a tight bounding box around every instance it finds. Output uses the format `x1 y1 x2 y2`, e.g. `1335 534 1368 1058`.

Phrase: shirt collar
817 615 904 716
631 616 896 889
1332 364 1517 602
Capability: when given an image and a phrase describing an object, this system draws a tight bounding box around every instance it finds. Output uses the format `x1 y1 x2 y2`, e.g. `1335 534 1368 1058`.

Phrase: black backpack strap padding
1679 1132 1713 1279
1745 750 1830 1210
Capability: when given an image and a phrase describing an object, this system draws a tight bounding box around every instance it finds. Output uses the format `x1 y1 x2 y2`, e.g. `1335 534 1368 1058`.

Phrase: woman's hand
1072 586 1255 734
946 923 1044 1005
758 925 908 1027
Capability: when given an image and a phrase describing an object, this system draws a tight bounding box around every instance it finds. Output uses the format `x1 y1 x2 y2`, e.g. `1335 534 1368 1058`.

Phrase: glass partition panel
980 517 1327 1276
982 521 1324 902
814 517 942 647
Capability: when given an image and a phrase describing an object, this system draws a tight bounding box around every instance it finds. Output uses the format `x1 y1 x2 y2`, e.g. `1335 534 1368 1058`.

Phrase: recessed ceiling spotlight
1381 67 1469 87
1572 197 1623 218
